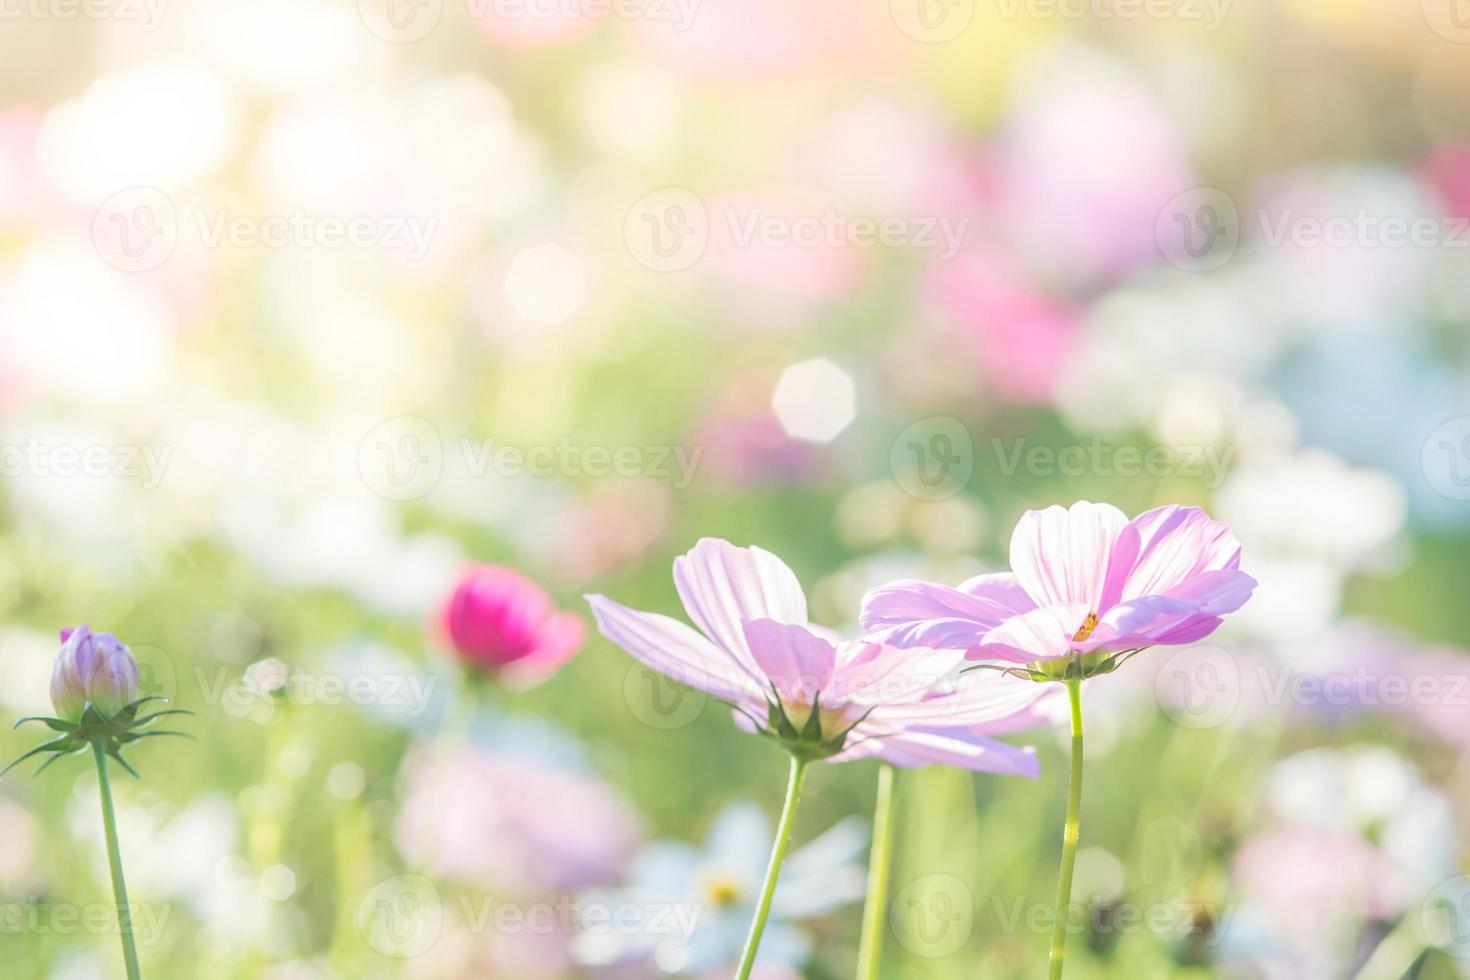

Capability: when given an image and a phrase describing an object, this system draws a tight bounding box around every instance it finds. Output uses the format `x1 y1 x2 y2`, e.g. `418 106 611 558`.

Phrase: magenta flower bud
49 626 140 721
439 565 584 688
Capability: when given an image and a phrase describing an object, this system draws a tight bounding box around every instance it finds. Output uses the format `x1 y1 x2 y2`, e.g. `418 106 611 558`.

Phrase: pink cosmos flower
438 564 584 688
860 502 1256 671
586 538 1057 774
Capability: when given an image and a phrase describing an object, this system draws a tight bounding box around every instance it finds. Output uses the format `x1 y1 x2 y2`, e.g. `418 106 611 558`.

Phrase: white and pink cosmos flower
861 502 1256 675
587 538 1057 775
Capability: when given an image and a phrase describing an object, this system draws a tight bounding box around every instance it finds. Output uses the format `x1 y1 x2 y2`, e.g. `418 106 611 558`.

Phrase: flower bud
49 626 140 721
439 565 583 688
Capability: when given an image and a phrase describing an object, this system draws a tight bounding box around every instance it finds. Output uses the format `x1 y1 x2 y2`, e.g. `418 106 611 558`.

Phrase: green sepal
2 695 192 781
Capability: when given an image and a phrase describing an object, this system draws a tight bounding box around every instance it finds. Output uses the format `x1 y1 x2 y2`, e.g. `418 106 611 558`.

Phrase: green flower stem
92 739 143 980
1048 676 1084 980
735 756 809 980
855 763 896 980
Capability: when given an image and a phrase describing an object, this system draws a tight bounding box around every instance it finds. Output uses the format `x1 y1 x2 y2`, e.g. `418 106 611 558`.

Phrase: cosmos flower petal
842 726 1042 777
976 603 1092 663
859 578 1032 650
870 668 1056 728
586 594 762 703
1102 505 1244 608
1010 501 1129 609
673 538 809 674
741 618 837 702
956 571 1036 610
830 643 965 707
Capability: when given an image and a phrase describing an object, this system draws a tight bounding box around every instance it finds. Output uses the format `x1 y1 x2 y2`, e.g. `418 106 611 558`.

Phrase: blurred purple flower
50 625 139 720
588 537 1056 773
395 738 641 894
438 564 584 688
995 59 1193 285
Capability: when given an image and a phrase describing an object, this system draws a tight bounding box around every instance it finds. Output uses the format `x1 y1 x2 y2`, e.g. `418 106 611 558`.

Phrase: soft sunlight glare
505 243 587 324
771 358 856 443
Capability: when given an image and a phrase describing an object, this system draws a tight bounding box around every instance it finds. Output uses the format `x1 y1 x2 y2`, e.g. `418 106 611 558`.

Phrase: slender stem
855 763 897 980
92 740 143 980
735 756 809 980
1048 677 1084 980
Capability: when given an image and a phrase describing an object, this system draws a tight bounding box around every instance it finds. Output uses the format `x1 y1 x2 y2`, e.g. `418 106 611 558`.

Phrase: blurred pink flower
691 380 822 488
862 502 1255 667
439 564 584 687
409 920 575 980
995 66 1193 285
588 537 1057 773
1232 825 1400 964
920 249 1079 404
622 0 864 84
395 739 641 893
0 107 56 230
1422 143 1470 220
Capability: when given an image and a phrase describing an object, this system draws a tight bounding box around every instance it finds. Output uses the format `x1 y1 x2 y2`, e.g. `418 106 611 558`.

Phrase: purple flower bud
49 626 140 721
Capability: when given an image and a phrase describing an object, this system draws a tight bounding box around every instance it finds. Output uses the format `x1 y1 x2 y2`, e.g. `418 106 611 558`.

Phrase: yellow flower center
780 700 849 739
703 874 744 907
1072 612 1099 643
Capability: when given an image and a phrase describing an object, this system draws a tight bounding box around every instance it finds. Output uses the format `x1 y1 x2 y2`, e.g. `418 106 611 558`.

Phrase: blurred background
1 0 1469 977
